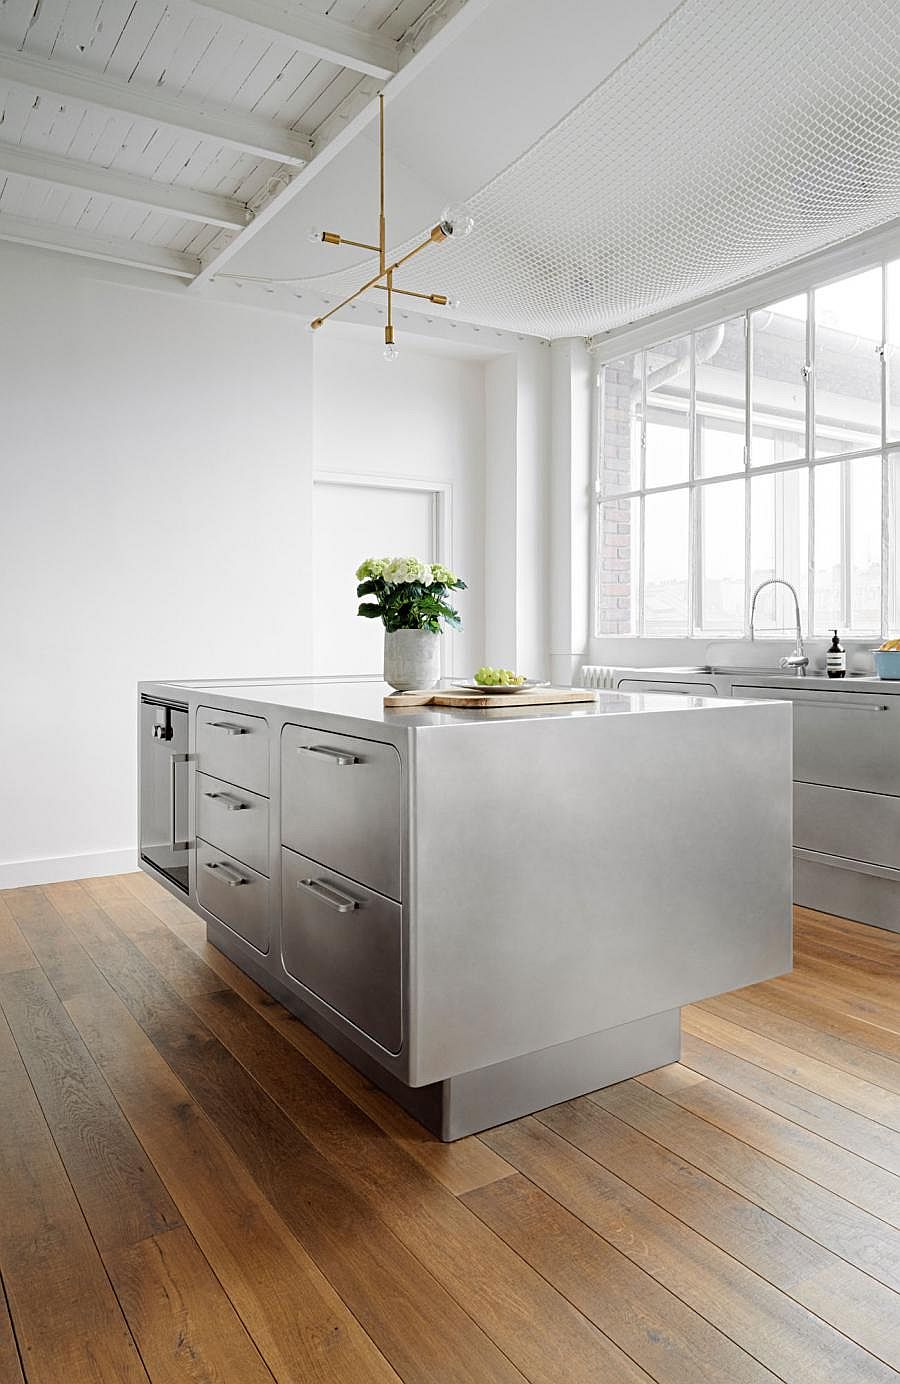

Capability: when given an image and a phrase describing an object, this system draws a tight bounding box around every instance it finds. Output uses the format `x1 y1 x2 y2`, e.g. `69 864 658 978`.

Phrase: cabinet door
281 724 402 900
282 848 402 1053
735 686 900 794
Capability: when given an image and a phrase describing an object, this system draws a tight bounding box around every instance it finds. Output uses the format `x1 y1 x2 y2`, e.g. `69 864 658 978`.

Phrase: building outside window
595 261 900 640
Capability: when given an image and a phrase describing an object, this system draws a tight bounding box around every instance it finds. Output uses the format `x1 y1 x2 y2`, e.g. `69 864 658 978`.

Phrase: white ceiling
4 0 900 339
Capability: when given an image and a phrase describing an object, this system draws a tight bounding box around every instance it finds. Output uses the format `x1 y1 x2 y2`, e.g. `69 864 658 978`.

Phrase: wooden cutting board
384 686 598 708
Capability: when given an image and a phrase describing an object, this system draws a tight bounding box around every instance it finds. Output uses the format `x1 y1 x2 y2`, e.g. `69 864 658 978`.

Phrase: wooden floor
1 882 899 1384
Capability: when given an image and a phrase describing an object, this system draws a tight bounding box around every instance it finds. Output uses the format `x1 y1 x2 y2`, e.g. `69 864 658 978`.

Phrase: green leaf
357 603 383 618
356 579 380 597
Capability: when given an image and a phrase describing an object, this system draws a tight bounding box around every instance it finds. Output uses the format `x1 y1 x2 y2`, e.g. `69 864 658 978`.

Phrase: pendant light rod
308 85 473 352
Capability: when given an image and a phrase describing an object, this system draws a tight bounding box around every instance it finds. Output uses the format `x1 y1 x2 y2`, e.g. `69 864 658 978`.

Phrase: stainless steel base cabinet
281 847 402 1055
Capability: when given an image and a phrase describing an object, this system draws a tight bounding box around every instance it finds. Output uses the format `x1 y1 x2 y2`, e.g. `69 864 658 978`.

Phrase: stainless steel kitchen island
138 676 793 1139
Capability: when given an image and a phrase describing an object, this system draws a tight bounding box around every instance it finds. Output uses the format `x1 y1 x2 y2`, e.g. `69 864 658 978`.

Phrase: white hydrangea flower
383 556 431 585
355 557 388 581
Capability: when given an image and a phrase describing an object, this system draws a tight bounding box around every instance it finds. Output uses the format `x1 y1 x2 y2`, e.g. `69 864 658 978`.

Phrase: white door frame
313 472 455 674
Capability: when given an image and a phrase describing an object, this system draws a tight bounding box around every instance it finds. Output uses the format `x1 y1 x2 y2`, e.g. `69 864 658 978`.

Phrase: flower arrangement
356 557 466 633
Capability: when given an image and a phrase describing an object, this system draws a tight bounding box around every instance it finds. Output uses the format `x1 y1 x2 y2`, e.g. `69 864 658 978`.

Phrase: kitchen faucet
749 579 809 676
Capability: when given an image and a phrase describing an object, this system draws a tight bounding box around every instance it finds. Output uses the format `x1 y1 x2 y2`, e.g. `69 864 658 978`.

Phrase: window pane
815 269 882 458
596 498 638 635
849 456 882 634
699 479 745 634
887 260 900 443
749 469 809 633
751 295 807 465
645 337 690 488
888 452 900 629
599 354 641 495
644 490 690 635
814 462 842 633
696 319 746 477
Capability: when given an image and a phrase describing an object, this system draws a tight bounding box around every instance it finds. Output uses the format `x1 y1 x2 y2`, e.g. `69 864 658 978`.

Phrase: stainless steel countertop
146 675 773 729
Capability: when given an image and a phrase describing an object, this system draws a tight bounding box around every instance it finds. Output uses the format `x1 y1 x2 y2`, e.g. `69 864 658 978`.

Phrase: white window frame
591 240 900 642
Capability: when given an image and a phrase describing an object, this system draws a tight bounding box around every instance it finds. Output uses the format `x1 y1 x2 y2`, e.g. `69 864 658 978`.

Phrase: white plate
451 679 549 695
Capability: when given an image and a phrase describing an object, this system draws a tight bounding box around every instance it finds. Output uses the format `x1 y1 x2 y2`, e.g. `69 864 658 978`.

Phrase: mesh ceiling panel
261 0 900 338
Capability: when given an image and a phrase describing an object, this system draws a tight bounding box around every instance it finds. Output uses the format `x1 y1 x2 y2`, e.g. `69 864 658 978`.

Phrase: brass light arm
310 225 448 330
375 285 450 305
320 232 381 251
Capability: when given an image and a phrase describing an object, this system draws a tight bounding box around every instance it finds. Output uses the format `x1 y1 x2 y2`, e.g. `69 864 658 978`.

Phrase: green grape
475 665 526 687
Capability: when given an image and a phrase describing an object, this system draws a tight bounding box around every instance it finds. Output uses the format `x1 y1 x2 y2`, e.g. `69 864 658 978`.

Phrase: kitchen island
138 676 793 1139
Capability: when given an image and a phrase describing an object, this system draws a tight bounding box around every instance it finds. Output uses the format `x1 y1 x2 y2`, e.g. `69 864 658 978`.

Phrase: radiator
581 664 617 690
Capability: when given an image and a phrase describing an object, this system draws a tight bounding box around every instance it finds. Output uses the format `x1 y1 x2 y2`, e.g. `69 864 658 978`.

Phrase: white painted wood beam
189 0 398 79
0 143 249 228
0 212 199 277
191 0 497 289
0 48 313 166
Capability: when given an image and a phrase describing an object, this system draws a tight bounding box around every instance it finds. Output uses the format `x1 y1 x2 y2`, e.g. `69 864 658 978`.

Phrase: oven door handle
169 752 190 848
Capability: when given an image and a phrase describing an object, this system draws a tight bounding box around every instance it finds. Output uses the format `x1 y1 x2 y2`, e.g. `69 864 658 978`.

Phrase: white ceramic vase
383 628 441 691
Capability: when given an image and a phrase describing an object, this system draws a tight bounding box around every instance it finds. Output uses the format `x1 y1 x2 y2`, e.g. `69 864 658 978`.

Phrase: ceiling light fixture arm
307 88 472 357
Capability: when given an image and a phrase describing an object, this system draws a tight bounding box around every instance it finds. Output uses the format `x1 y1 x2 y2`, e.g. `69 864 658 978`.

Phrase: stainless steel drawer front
197 706 269 796
196 773 269 876
734 685 900 795
196 839 270 953
282 848 402 1054
281 724 402 900
794 781 900 871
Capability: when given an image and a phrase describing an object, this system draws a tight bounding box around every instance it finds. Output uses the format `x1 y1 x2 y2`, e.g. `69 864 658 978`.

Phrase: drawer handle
797 702 889 714
208 721 248 735
298 878 359 914
203 861 247 887
297 745 359 767
203 790 247 811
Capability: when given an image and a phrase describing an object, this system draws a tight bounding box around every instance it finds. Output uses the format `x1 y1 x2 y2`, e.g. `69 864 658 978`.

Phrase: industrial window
594 261 900 639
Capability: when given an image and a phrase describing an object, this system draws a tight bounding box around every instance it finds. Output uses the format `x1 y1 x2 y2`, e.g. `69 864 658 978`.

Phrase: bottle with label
827 630 846 678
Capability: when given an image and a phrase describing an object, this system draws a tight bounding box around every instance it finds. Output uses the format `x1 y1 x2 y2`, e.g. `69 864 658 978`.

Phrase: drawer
282 848 402 1054
196 773 269 877
794 782 900 871
281 724 402 901
617 679 718 697
734 685 900 794
197 706 269 797
197 840 270 953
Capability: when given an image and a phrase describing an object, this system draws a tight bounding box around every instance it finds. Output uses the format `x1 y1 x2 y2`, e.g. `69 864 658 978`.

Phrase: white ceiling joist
0 143 248 228
0 211 199 276
190 0 496 289
0 48 313 166
189 0 398 79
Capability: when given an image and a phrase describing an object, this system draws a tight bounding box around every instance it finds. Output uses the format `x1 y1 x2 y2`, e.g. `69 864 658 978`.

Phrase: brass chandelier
308 94 473 359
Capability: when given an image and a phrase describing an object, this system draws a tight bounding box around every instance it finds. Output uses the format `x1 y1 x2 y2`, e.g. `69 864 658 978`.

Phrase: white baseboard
0 848 138 890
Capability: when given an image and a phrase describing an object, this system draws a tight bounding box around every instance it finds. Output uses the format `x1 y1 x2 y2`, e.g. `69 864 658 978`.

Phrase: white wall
313 329 486 676
0 242 315 885
0 246 538 887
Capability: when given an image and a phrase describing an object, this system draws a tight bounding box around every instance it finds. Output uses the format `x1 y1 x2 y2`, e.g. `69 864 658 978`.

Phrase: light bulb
307 226 323 243
439 203 474 238
383 341 400 362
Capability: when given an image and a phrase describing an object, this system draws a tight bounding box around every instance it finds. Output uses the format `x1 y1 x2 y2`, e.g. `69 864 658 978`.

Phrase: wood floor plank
118 872 514 1197
0 1276 25 1384
186 987 655 1384
48 883 535 1384
699 991 900 1094
0 965 182 1253
104 1227 276 1384
536 1096 900 1369
638 1062 900 1230
482 1117 896 1384
591 1078 900 1292
684 1005 900 1130
0 896 35 976
4 886 110 1002
681 1032 900 1176
795 909 900 961
0 1003 150 1383
719 977 900 1068
463 1172 779 1384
